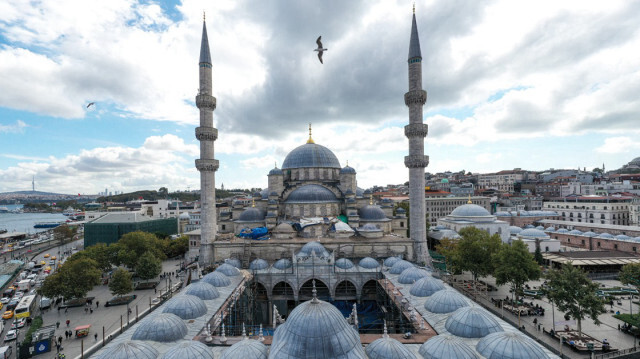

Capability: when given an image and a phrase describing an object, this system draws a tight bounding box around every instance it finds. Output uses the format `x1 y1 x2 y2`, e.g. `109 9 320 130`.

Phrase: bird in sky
86 102 95 108
314 36 327 64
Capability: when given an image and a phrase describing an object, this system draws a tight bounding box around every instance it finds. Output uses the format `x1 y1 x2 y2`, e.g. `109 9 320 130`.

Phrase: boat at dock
34 222 62 229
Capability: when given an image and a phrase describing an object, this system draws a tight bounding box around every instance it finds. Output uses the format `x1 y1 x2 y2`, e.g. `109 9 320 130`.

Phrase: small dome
221 338 268 359
445 307 503 338
582 231 597 237
389 260 414 274
509 226 523 235
495 211 511 217
556 228 569 234
409 277 445 297
450 204 491 217
164 341 214 359
216 263 241 276
237 207 265 222
249 259 269 270
340 166 357 174
282 142 341 169
384 256 402 267
424 289 469 313
335 258 355 269
568 230 583 235
273 258 292 270
359 257 380 269
185 282 220 300
274 223 296 233
535 226 544 230
419 335 479 359
523 224 535 229
132 313 188 342
356 187 365 197
363 189 372 195
269 167 284 176
202 272 231 287
396 207 406 214
162 294 208 319
398 267 431 284
179 212 190 220
365 335 417 359
299 241 329 257
598 232 614 239
519 228 550 239
359 205 389 221
96 340 159 359
441 178 450 183
476 331 549 359
616 234 631 240
286 184 339 203
225 258 242 268
544 227 555 232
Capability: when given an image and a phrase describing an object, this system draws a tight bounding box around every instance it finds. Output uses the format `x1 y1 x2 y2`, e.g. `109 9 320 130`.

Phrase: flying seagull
314 36 327 64
86 102 95 108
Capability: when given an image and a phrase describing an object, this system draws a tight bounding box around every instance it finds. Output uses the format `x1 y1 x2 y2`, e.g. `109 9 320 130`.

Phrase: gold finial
203 11 206 21
468 195 472 204
413 2 415 14
252 198 255 207
307 123 315 144
370 194 373 205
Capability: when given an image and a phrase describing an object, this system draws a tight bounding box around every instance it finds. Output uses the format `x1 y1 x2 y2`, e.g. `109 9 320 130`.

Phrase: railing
595 347 639 359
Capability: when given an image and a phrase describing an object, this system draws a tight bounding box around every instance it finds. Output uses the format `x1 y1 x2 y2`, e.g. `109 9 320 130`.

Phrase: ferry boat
34 222 62 229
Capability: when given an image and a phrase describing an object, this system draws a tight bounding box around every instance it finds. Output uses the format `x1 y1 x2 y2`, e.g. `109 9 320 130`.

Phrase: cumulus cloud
0 120 27 133
595 137 640 154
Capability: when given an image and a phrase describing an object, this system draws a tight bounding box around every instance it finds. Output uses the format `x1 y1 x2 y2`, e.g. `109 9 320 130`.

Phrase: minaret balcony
404 155 429 168
196 127 218 141
196 94 217 110
404 123 428 138
404 90 427 106
195 159 219 172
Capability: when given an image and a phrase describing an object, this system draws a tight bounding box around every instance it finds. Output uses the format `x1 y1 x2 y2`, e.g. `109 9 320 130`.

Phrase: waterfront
0 204 67 233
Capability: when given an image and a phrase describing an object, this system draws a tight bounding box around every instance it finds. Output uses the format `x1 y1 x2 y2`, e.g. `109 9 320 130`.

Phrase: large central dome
282 143 341 169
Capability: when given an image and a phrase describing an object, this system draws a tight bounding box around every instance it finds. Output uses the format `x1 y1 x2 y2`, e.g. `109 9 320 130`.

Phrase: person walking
66 319 70 327
94 333 98 341
56 321 60 329
96 301 99 308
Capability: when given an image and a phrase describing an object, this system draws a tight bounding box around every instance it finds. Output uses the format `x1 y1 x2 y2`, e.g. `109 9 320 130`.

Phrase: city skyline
1 0 640 194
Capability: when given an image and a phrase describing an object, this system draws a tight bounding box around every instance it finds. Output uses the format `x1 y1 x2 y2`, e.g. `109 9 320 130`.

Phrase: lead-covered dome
365 334 417 359
132 313 187 342
398 267 431 284
451 204 491 217
237 207 265 222
202 272 231 287
269 166 284 176
359 257 380 269
221 337 268 359
335 258 355 269
249 258 269 271
299 241 330 257
419 335 479 359
509 226 523 235
340 165 357 174
282 143 341 169
225 258 242 268
410 277 445 297
96 340 159 359
519 228 550 239
164 341 214 359
216 263 241 276
389 260 414 274
359 205 390 221
273 258 292 270
445 307 503 338
185 282 220 300
476 331 549 359
162 294 208 319
424 289 469 313
285 185 339 203
384 256 402 267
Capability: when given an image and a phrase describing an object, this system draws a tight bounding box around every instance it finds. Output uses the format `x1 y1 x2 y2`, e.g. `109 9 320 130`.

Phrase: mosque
89 8 560 359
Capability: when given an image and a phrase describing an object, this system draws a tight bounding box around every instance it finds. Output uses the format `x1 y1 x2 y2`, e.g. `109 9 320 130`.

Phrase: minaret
404 5 431 266
195 15 218 266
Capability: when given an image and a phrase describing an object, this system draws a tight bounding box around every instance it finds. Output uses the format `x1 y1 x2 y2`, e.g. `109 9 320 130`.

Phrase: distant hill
1 190 68 196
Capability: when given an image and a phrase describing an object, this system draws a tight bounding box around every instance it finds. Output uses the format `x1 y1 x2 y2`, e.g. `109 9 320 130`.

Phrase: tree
112 231 166 269
162 236 189 258
68 243 115 272
544 263 606 337
158 187 169 198
136 251 162 283
493 240 541 300
39 258 101 300
456 227 502 282
534 241 544 265
619 263 640 292
435 237 461 274
109 268 133 297
52 224 74 245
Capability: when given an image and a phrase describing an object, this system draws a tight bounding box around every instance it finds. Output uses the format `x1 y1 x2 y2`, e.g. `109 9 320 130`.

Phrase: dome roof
424 289 469 313
556 228 569 233
221 338 268 359
335 258 355 269
419 335 479 359
202 272 231 287
299 241 330 257
285 185 339 203
616 234 631 240
384 256 402 267
269 297 366 359
519 228 550 239
185 282 220 300
495 211 511 217
365 335 417 359
282 143 341 169
96 340 159 359
509 226 522 235
340 166 357 174
389 260 415 274
179 212 190 220
450 204 491 217
398 267 431 284
132 313 187 342
359 205 389 221
356 187 365 197
445 307 503 338
582 231 597 237
273 258 292 270
359 257 380 269
568 230 583 235
249 259 269 270
237 207 265 222
216 263 241 276
476 331 549 359
225 258 242 268
162 294 208 319
269 167 284 176
409 277 445 297
535 226 545 230
523 224 534 229
545 227 555 232
164 341 214 359
396 207 406 214
441 178 450 183
598 232 614 239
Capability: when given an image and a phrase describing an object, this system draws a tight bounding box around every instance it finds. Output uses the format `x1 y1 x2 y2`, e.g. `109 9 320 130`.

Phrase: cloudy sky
1 0 639 195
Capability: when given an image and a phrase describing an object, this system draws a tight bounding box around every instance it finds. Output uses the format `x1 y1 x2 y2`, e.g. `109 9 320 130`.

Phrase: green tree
158 187 169 198
39 258 101 300
544 263 606 337
136 251 162 283
534 241 544 265
456 227 502 282
619 263 640 292
162 236 189 258
109 268 133 297
435 237 461 274
493 240 541 300
68 243 115 272
112 231 166 269
52 224 74 245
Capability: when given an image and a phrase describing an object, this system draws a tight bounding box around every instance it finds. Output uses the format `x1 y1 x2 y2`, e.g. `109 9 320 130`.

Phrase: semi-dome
132 313 188 342
445 307 503 338
335 258 355 269
249 259 269 270
389 260 415 274
509 226 522 235
221 337 268 359
164 341 214 359
96 340 159 359
269 296 366 359
384 256 402 267
359 257 380 269
216 263 241 276
285 185 339 203
237 207 265 222
269 167 284 176
282 143 341 169
409 277 445 297
398 267 431 284
185 282 220 300
299 241 330 257
202 272 231 287
273 258 292 270
598 232 614 239
519 228 550 239
365 333 417 359
340 165 357 174
359 205 389 221
162 294 208 319
419 335 479 359
424 289 469 313
450 204 491 217
225 258 242 268
476 331 549 359
582 231 597 237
